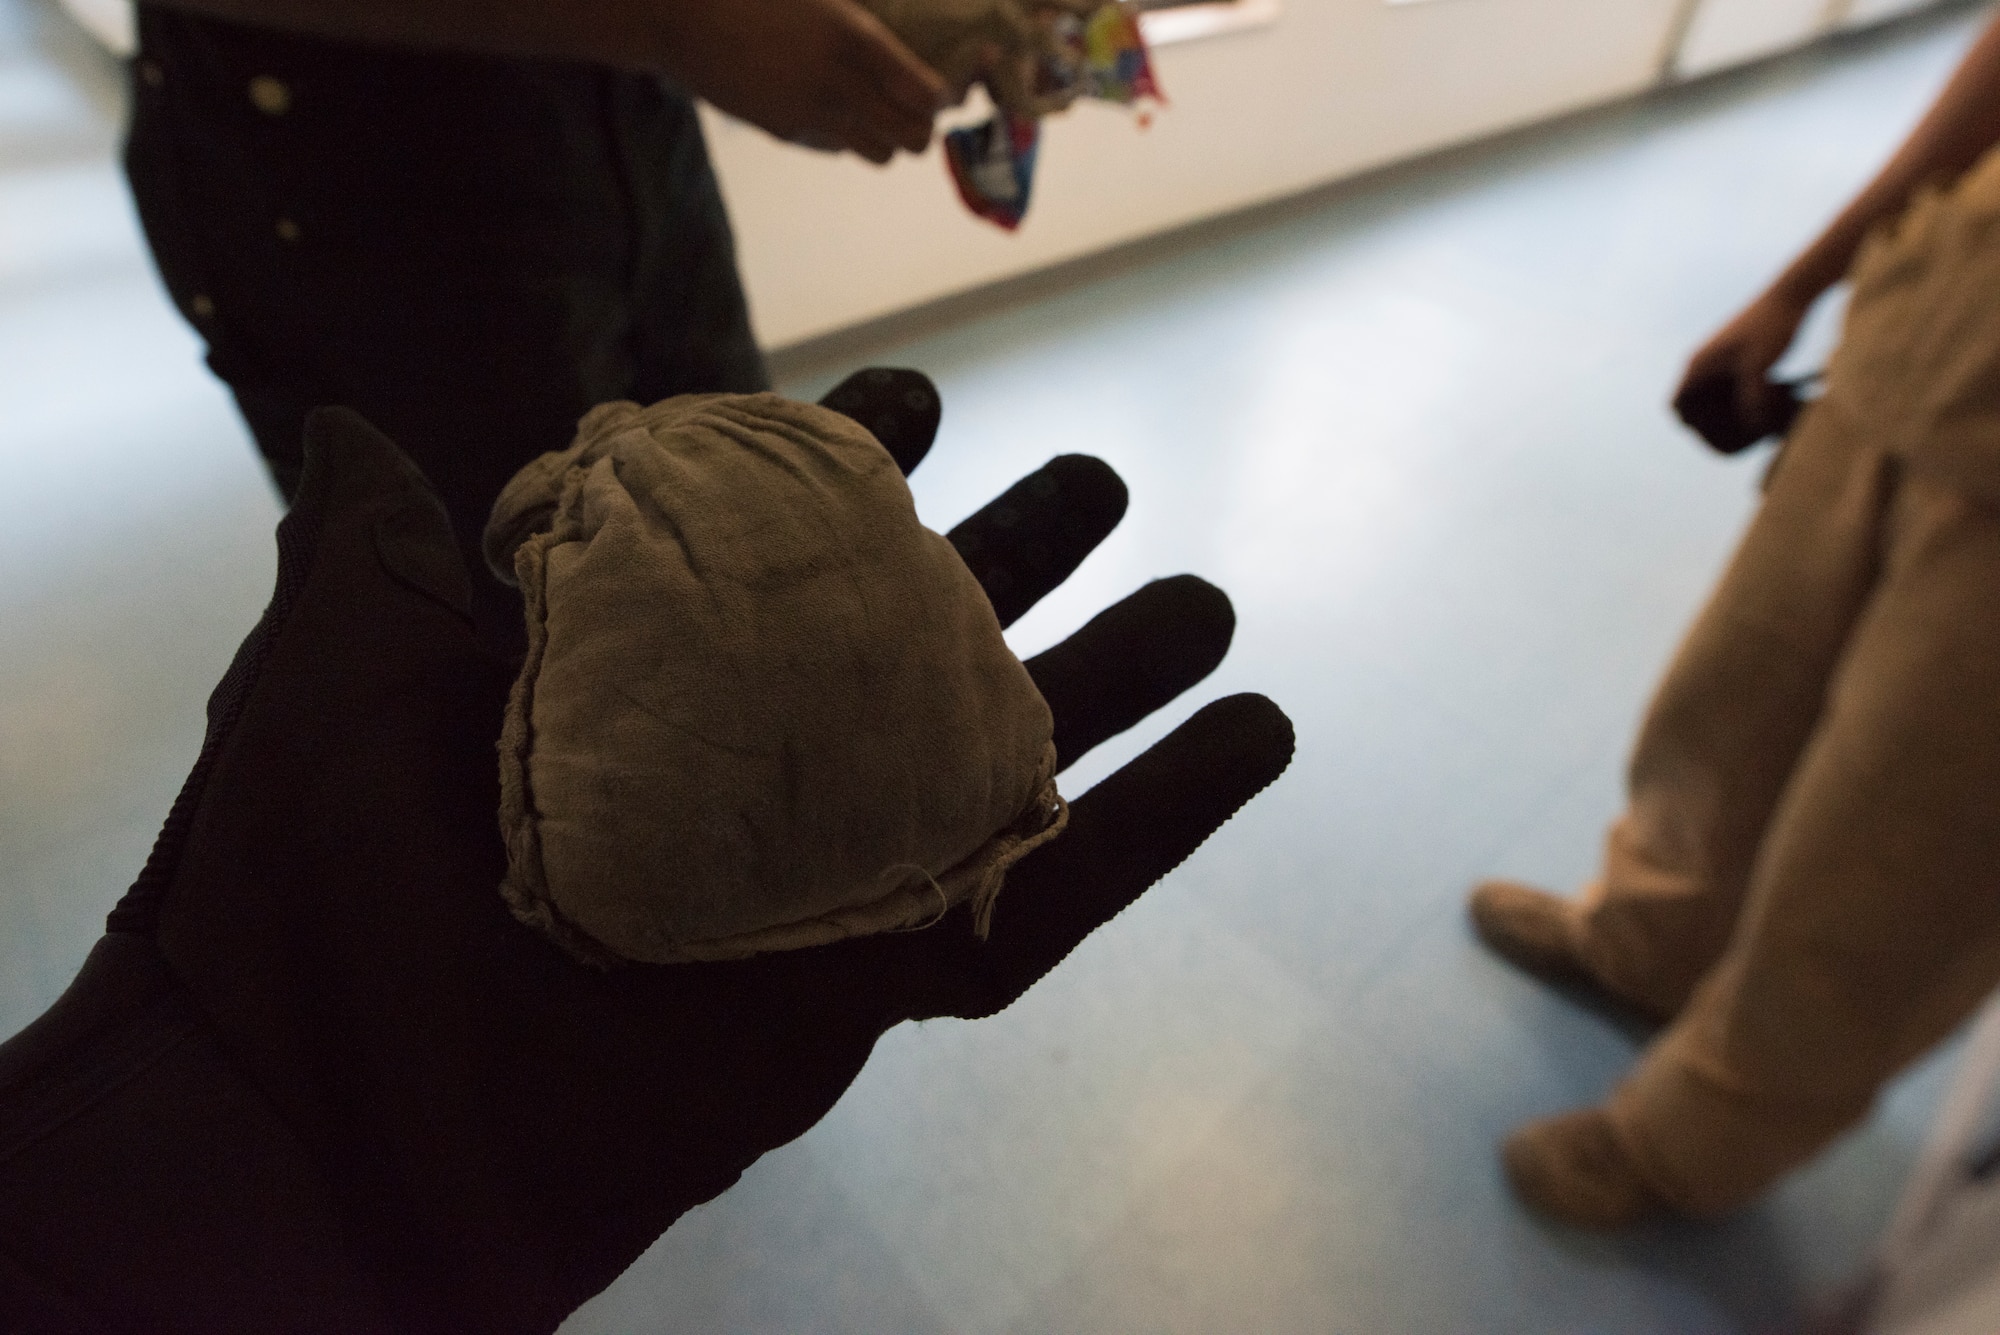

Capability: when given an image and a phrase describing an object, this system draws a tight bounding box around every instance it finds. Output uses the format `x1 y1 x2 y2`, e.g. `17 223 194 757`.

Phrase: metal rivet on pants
248 75 291 115
190 294 215 319
275 217 301 243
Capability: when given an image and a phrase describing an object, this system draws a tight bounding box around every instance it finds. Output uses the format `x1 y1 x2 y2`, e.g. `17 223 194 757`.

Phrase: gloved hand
0 370 1292 1333
1670 288 1817 454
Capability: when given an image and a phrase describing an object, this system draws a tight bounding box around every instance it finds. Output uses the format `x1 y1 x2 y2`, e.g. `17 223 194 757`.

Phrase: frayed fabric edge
495 470 630 972
966 773 1068 939
499 731 1067 968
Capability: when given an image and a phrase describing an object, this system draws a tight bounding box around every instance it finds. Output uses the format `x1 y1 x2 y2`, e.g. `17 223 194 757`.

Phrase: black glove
0 372 1293 1334
1671 369 1816 455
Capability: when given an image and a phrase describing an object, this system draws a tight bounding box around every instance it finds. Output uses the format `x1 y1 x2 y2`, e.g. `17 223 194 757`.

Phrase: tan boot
1501 1107 1672 1229
1469 879 1589 979
1468 880 1670 1026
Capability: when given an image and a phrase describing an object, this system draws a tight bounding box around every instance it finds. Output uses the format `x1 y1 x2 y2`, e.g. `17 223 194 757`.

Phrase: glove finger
1028 575 1233 772
949 454 1127 628
1673 368 1759 455
817 368 942 476
894 692 1294 1022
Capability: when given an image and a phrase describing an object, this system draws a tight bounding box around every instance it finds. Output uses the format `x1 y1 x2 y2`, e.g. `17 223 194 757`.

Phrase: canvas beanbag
484 393 1066 966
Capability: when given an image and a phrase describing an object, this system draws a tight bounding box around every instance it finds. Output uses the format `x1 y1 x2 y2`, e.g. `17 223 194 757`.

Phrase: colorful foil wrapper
944 1 1161 231
945 113 1042 231
1057 3 1162 106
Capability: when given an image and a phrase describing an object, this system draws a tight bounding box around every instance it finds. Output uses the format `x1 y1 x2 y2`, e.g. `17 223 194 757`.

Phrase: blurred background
2 0 1992 1329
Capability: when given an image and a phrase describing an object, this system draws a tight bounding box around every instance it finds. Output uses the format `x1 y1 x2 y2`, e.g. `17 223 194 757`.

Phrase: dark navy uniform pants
124 6 769 649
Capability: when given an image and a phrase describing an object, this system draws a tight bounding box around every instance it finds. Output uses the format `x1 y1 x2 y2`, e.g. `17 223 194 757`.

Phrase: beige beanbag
484 393 1066 967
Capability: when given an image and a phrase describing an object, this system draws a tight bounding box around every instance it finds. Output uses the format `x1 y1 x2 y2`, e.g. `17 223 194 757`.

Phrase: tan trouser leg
1576 412 1894 1018
1608 463 2000 1215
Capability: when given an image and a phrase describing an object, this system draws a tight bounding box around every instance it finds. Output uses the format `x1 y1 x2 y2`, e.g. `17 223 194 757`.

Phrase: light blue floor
1 3 1991 1330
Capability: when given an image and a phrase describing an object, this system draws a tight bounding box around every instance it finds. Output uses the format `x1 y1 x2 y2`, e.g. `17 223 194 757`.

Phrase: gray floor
1 3 1991 1330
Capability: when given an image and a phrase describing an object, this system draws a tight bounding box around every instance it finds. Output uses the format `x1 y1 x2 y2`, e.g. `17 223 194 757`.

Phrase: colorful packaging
945 113 1042 231
937 0 1161 231
1053 3 1161 106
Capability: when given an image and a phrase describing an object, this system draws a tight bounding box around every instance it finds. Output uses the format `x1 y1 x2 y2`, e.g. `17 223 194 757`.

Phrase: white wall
709 0 1688 350
1839 0 1945 30
1673 0 1838 76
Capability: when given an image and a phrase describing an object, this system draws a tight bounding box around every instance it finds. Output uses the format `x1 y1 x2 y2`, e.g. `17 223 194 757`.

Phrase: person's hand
1671 287 1814 454
84 370 1291 1332
657 0 947 162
